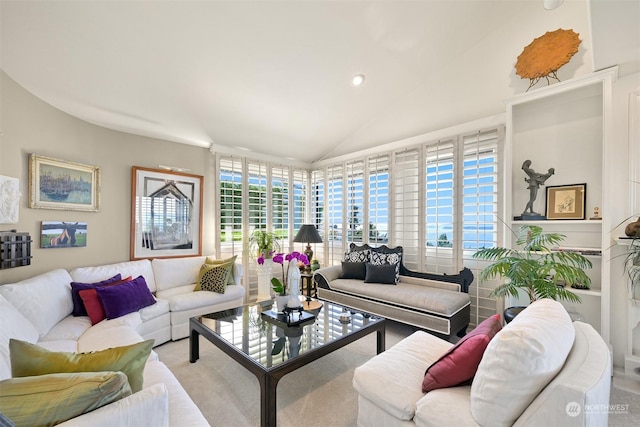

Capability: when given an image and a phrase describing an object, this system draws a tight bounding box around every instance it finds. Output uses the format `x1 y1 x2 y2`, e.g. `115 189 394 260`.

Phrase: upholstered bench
314 244 473 340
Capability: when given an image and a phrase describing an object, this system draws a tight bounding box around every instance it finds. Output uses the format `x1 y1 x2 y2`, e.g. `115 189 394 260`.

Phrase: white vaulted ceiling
1 0 638 164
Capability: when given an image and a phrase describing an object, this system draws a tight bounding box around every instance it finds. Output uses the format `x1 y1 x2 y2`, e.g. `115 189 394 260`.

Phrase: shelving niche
504 68 617 343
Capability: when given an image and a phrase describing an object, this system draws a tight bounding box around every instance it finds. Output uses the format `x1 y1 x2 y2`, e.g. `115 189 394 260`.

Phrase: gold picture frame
130 166 203 260
545 183 586 220
29 154 100 211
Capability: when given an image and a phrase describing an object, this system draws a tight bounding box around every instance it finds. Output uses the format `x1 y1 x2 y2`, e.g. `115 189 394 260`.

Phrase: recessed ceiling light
236 146 251 151
352 74 366 86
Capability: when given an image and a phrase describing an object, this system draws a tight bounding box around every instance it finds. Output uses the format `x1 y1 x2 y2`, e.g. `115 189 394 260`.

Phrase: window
392 149 421 271
218 157 243 257
216 124 501 326
271 166 289 240
216 156 308 300
346 160 364 243
461 130 500 326
292 169 307 235
325 165 344 264
425 139 456 274
368 155 389 245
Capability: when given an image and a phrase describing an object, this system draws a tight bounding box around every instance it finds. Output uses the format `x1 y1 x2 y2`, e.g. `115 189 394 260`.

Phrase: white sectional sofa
353 299 612 427
0 256 244 426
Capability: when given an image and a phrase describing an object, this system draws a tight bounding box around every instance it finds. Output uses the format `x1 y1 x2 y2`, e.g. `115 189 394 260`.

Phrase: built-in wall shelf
504 68 617 342
511 220 603 226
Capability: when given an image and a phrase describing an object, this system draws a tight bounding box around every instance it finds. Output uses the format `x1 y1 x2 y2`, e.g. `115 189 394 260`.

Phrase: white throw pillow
0 269 74 338
470 299 575 427
0 294 40 380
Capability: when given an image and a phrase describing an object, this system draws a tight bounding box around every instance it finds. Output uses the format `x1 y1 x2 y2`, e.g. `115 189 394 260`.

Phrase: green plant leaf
477 224 585 304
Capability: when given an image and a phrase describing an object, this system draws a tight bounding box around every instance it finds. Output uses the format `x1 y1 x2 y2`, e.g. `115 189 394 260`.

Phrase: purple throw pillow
70 274 122 317
95 276 156 320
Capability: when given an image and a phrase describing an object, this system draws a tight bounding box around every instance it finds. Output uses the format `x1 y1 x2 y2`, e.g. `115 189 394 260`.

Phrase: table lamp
293 225 322 269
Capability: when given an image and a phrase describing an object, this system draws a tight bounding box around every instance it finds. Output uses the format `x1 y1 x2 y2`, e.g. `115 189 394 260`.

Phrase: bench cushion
328 278 469 317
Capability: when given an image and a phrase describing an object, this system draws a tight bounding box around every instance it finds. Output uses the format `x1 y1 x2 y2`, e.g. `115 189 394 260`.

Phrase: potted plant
262 251 308 311
473 225 591 312
248 230 281 259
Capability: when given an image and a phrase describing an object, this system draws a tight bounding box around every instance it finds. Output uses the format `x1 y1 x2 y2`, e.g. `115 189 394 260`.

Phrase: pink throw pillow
422 314 502 392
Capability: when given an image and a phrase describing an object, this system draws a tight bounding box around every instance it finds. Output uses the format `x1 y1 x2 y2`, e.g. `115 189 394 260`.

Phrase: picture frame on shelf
29 154 100 212
130 166 203 260
545 183 586 220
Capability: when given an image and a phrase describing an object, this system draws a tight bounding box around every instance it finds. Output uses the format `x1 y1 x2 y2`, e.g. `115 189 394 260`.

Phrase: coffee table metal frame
189 302 386 427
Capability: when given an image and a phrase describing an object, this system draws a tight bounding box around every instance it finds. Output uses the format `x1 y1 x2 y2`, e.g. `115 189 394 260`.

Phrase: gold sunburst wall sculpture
515 28 581 91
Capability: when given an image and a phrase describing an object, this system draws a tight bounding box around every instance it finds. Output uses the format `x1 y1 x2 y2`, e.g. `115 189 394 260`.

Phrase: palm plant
473 225 592 304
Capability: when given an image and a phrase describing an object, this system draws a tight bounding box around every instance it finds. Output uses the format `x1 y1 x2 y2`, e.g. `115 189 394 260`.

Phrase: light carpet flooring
155 321 640 426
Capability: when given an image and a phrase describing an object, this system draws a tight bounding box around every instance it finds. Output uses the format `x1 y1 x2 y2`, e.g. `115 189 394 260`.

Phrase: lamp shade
293 225 322 244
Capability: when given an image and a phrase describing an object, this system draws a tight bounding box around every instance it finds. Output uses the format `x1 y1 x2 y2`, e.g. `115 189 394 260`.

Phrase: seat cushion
329 279 469 317
39 315 91 343
353 331 452 421
138 298 169 322
470 299 575 427
165 284 245 312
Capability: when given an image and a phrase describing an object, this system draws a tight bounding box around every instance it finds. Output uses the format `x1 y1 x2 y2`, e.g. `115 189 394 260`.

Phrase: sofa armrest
57 383 169 427
314 265 342 289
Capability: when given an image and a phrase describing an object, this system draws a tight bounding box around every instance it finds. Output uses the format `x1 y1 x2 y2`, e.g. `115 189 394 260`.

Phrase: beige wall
0 71 215 284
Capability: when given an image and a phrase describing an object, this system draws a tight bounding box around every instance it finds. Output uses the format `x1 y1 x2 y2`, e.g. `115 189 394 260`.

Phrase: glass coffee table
190 298 385 427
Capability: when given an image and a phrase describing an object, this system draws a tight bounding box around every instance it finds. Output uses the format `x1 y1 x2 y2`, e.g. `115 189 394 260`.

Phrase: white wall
609 71 640 368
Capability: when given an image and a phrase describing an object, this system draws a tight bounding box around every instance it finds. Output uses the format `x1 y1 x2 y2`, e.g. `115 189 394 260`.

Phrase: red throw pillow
79 276 132 325
422 314 502 393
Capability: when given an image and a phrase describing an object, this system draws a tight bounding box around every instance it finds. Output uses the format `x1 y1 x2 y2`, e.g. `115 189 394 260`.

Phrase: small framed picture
41 221 87 248
29 154 100 212
545 183 587 220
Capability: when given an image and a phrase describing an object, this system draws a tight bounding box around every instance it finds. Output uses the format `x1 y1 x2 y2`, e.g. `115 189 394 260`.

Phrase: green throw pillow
9 339 153 393
205 255 238 286
0 371 131 427
197 262 232 294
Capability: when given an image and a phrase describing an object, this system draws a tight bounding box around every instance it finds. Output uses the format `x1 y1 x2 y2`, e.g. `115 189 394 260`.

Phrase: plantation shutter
392 149 421 271
425 139 456 274
271 166 289 242
311 169 326 264
292 169 307 234
326 165 344 265
368 155 389 246
346 160 365 244
218 156 244 258
461 129 501 326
